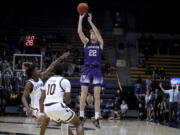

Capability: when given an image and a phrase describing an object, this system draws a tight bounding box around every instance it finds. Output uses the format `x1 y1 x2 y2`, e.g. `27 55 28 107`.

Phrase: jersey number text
89 50 97 56
47 84 56 95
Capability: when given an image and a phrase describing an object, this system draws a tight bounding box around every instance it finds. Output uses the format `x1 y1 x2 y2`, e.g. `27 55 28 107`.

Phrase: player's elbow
78 29 82 34
78 27 83 33
101 40 104 46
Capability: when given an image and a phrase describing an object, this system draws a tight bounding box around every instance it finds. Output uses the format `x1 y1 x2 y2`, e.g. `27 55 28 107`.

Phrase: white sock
80 111 84 118
95 112 99 120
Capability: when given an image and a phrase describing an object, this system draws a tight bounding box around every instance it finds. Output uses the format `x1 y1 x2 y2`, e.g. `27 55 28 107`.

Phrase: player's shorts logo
81 75 86 81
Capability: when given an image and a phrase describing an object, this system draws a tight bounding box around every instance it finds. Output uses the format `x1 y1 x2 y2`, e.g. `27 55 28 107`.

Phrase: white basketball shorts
44 102 75 123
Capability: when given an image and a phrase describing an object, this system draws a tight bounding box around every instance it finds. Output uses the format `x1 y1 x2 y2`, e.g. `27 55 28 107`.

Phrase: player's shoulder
61 78 70 84
26 80 33 85
26 79 34 85
47 75 69 83
48 75 60 80
38 78 43 81
24 81 33 90
60 78 71 88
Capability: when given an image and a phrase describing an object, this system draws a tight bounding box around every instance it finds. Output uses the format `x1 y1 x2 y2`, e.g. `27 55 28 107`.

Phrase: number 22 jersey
84 41 103 66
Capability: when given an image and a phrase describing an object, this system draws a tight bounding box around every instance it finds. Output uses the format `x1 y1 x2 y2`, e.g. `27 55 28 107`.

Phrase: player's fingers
88 13 92 17
82 13 86 18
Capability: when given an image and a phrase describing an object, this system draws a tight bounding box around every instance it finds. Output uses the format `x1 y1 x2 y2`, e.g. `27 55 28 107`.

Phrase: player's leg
80 85 88 120
40 116 50 135
33 109 50 135
94 86 101 114
69 115 84 135
68 127 74 135
46 103 84 135
57 103 84 135
43 106 73 135
56 121 74 135
92 68 103 128
92 86 101 128
80 72 90 121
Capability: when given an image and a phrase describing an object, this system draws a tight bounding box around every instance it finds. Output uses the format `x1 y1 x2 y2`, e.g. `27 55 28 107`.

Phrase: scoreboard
25 35 35 46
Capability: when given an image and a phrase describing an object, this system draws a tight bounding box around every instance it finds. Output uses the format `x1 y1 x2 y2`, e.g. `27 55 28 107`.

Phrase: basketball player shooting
21 51 73 135
78 13 104 128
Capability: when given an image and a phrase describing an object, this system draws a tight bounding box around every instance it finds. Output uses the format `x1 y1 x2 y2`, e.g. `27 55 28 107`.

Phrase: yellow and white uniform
28 78 44 117
43 75 75 123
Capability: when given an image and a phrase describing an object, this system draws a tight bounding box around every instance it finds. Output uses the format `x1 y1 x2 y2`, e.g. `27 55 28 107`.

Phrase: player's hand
79 14 86 19
87 13 92 22
26 109 33 117
37 113 46 124
59 51 70 60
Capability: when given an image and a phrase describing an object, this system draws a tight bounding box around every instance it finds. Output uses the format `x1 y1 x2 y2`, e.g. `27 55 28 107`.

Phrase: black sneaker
80 117 85 125
92 118 100 129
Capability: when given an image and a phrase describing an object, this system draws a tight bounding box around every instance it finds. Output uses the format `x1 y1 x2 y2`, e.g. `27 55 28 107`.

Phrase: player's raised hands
87 13 92 22
79 13 86 19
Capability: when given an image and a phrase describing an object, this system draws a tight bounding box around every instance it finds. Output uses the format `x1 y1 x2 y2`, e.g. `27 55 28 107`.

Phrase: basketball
77 3 89 15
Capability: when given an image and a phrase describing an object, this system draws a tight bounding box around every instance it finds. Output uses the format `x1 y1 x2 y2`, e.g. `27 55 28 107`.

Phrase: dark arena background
0 0 180 135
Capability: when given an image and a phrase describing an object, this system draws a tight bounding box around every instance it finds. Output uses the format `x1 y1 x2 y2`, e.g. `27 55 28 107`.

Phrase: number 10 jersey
43 75 71 104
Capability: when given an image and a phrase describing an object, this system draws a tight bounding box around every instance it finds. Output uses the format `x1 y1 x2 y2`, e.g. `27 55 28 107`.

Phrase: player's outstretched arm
88 13 104 47
78 14 89 46
40 51 70 78
22 82 33 117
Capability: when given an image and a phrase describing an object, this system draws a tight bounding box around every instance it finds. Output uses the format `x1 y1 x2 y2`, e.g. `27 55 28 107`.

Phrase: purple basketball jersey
84 41 102 65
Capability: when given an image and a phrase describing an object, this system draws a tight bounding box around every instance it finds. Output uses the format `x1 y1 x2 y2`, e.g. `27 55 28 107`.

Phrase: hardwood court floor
0 116 179 135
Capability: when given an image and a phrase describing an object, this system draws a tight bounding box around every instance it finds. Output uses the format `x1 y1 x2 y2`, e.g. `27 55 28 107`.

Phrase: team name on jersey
34 83 43 90
49 80 56 83
87 46 100 49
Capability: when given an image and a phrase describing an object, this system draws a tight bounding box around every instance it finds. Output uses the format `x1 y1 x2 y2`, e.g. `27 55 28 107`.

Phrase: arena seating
129 55 180 81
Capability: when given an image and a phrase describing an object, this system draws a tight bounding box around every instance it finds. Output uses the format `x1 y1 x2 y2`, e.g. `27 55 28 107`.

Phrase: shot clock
25 35 35 46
